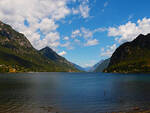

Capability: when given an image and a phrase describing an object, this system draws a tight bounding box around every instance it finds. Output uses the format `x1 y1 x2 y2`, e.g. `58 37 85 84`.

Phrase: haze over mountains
94 59 110 72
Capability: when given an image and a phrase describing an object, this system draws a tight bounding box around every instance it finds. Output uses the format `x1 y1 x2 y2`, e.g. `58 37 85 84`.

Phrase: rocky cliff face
105 34 150 73
0 21 32 49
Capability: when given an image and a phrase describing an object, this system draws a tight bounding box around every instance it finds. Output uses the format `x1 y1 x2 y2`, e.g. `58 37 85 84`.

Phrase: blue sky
1 0 150 67
57 0 150 67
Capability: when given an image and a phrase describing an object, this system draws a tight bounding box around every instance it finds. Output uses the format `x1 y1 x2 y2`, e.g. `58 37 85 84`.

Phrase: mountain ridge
0 21 80 72
94 59 110 72
105 33 150 73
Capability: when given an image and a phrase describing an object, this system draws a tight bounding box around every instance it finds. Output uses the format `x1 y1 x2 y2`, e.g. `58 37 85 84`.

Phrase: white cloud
61 42 70 47
100 44 117 57
72 0 90 18
93 27 107 32
108 17 150 43
63 36 69 40
81 27 106 39
84 39 99 46
70 27 105 47
79 3 90 18
39 18 58 35
101 17 150 57
71 27 106 39
72 8 79 15
81 27 93 39
0 0 75 50
71 29 81 38
58 51 67 56
74 39 80 43
32 32 60 50
60 41 74 50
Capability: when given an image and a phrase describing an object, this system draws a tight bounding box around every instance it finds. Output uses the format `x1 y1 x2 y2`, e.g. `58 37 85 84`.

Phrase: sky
1 0 150 67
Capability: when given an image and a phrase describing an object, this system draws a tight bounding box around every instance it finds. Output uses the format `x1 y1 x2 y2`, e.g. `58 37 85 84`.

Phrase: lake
0 72 150 113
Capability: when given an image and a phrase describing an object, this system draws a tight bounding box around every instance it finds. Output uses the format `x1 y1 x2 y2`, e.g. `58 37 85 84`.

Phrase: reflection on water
0 72 150 113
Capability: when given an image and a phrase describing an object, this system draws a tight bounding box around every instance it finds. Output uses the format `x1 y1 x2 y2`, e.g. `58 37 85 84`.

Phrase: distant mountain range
105 34 150 73
0 21 80 72
72 60 103 72
88 60 104 72
73 59 110 72
72 63 85 72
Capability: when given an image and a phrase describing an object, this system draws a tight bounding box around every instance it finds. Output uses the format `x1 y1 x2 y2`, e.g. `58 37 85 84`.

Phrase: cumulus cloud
93 27 107 32
72 8 79 15
39 18 58 35
71 29 81 38
84 39 99 46
60 41 74 50
61 42 70 47
74 39 80 43
81 27 93 39
70 27 106 47
0 0 91 50
63 36 69 40
100 44 117 57
71 27 106 39
32 32 60 50
79 3 90 18
0 0 72 50
100 17 150 57
58 51 67 56
72 0 90 18
108 17 150 43
81 27 107 39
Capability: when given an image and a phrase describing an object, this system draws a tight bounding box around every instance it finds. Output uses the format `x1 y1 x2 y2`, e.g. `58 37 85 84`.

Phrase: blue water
0 72 150 113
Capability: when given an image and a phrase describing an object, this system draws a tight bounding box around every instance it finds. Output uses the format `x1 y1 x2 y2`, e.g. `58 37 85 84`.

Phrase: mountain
72 63 85 72
39 47 80 72
105 33 150 73
83 67 92 72
94 59 110 72
0 21 79 72
89 60 104 72
74 60 106 72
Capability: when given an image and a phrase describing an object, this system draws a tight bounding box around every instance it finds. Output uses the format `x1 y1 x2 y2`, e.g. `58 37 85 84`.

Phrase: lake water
0 73 150 113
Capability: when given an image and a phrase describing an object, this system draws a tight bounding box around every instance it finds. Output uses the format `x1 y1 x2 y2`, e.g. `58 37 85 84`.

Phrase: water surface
0 72 150 113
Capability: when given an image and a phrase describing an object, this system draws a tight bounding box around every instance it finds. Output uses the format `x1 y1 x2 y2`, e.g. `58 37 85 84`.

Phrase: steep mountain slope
105 34 150 73
39 47 80 72
72 63 85 72
0 21 79 72
89 60 104 72
83 67 91 72
94 59 110 72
